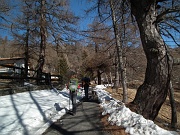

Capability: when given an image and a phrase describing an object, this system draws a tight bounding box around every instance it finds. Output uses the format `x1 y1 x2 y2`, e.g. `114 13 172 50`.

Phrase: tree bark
25 27 29 80
105 73 110 86
38 0 46 72
97 70 101 85
130 0 173 120
109 72 113 86
169 81 177 129
114 55 120 92
36 0 46 84
110 0 128 103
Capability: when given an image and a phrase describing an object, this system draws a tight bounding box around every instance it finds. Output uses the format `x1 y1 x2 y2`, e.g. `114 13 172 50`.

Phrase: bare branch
161 27 180 47
156 8 180 23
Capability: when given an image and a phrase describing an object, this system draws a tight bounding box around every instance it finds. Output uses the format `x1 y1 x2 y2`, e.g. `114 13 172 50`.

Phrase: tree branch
156 8 180 24
161 27 180 47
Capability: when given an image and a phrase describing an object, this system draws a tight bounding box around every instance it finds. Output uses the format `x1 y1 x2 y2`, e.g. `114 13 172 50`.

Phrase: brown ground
100 87 180 135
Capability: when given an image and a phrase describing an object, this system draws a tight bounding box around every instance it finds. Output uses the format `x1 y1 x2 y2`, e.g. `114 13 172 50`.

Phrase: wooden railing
0 64 63 86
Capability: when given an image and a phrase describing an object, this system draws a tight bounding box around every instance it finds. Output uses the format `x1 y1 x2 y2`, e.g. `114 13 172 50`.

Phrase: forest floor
100 87 180 135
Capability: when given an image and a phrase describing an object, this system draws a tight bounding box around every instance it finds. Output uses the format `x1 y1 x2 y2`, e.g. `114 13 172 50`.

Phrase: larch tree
109 0 128 103
95 0 137 103
0 0 11 26
86 19 113 85
10 0 78 81
129 0 179 121
95 0 179 123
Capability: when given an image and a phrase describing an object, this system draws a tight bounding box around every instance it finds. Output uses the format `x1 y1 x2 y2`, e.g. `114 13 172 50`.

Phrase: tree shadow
10 94 29 135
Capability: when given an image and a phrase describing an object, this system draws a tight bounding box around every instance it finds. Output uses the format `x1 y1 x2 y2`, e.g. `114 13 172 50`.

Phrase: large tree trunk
130 1 173 120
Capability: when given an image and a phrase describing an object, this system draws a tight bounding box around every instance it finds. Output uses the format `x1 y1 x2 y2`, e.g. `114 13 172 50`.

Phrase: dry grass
100 87 180 135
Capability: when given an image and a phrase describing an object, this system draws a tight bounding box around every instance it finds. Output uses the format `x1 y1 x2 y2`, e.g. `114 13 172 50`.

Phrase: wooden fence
0 64 63 86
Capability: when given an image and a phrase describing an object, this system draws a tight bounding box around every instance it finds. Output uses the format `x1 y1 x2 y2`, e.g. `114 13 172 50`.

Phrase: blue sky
70 0 97 31
0 0 97 40
0 0 178 47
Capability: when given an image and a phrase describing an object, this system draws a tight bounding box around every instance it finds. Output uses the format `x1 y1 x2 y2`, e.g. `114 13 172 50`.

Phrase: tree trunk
38 0 46 71
130 1 173 120
25 28 29 80
97 70 101 85
114 55 119 92
109 72 113 86
110 0 128 103
105 73 110 86
36 0 46 84
169 81 177 129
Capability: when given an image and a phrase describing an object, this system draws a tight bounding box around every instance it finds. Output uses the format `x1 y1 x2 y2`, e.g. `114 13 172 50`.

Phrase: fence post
45 73 51 85
36 69 42 85
20 68 24 86
58 75 63 84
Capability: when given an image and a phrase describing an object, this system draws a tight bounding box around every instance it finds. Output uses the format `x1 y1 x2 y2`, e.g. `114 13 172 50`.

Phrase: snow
0 84 179 135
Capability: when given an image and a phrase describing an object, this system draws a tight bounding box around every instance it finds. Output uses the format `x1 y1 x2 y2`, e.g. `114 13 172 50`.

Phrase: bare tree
109 0 128 103
10 0 78 81
94 0 179 123
0 0 10 25
130 0 179 121
86 20 113 84
94 0 138 103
